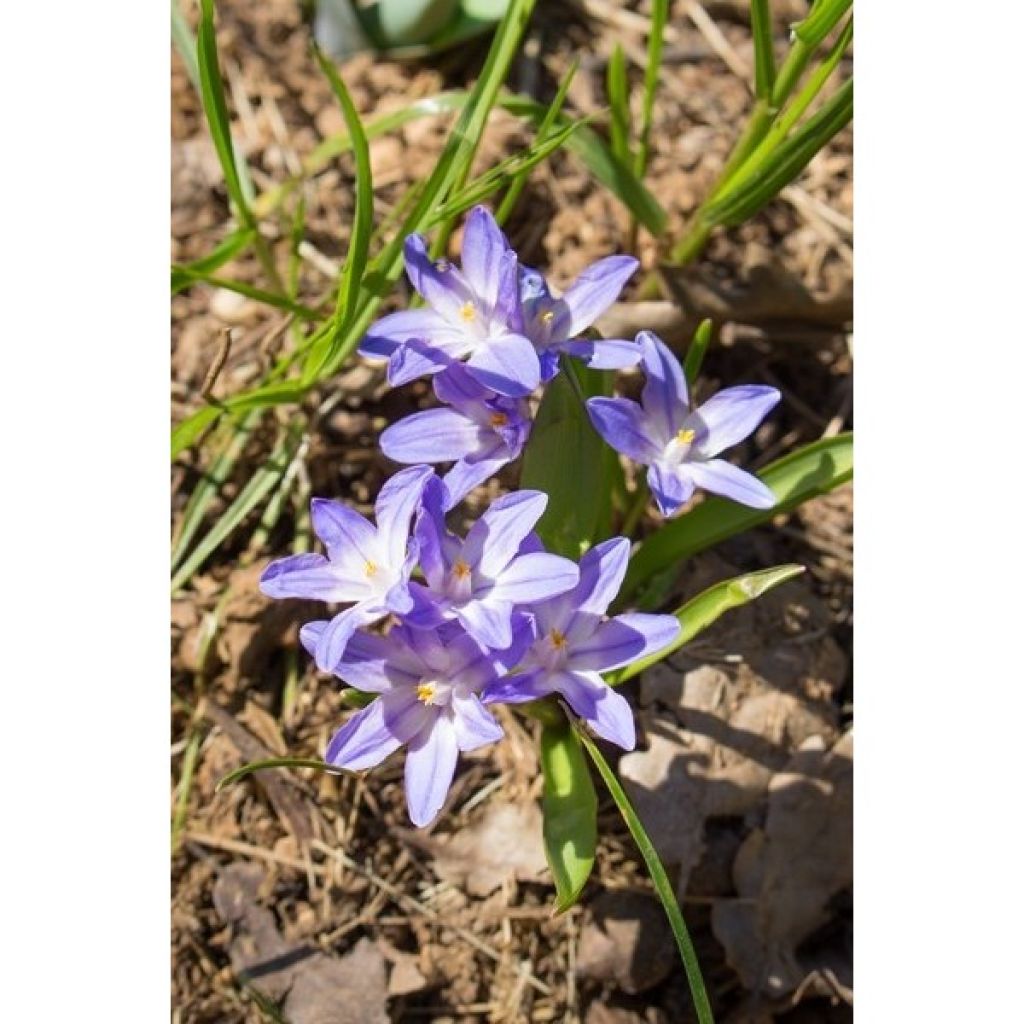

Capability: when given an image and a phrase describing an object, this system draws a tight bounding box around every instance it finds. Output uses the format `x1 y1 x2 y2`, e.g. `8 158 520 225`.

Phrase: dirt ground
171 1 852 1020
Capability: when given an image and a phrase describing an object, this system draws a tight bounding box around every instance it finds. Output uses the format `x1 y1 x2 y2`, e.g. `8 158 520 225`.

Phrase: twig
201 328 233 400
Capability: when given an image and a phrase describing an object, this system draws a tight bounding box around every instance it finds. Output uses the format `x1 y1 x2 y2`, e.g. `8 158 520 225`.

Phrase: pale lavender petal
402 581 450 629
413 476 453 588
464 333 540 397
538 349 561 382
688 386 781 459
375 464 433 567
333 631 422 692
648 462 696 517
433 362 492 416
259 553 367 603
460 205 510 310
685 459 776 509
456 597 514 650
388 335 470 387
570 612 681 672
310 498 378 567
482 668 555 706
325 689 431 770
441 445 511 510
586 396 660 463
444 629 500 686
490 611 538 672
463 489 548 577
493 248 524 330
562 338 643 370
314 602 386 673
560 255 639 337
639 330 689 441
381 407 487 464
404 233 475 322
451 693 504 751
570 536 631 619
359 307 459 360
479 551 579 604
404 713 459 827
557 670 636 750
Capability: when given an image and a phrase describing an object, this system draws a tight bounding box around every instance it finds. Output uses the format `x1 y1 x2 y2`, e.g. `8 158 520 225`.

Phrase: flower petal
460 205 511 310
570 612 681 672
638 330 689 442
381 407 488 465
441 445 511 510
570 536 631 619
325 689 430 770
451 692 504 751
586 396 660 463
481 668 555 706
562 338 643 370
464 333 541 397
560 255 639 337
688 385 781 458
404 713 459 827
433 362 493 417
333 631 422 691
387 335 470 387
647 462 695 517
456 597 514 650
375 464 434 567
480 551 580 604
358 308 459 360
557 670 636 750
310 497 379 567
259 553 367 603
685 459 776 509
404 233 475 322
314 602 387 673
413 475 456 588
463 489 548 578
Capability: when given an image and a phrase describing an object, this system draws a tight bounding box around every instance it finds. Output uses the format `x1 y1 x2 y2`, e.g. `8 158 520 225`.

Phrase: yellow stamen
676 428 696 444
540 310 555 324
459 301 477 322
489 412 509 428
549 628 567 649
364 560 378 577
452 559 472 580
416 682 436 704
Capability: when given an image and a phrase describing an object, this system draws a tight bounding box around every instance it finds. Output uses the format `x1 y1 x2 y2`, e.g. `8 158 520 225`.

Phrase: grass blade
540 720 598 912
216 757 347 792
793 0 852 49
575 724 715 1024
623 432 852 601
606 44 631 166
635 0 668 178
170 264 321 318
606 564 805 685
171 0 201 94
171 226 257 294
750 0 776 101
682 318 713 386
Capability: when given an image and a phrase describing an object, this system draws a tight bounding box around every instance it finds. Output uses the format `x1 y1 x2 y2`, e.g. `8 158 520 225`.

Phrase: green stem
575 724 715 1024
621 479 649 537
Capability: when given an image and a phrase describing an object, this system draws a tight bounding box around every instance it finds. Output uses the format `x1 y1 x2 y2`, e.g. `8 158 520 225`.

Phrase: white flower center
416 679 453 706
663 427 696 466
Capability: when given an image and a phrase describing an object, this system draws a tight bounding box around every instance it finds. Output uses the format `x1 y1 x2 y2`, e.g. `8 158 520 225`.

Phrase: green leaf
606 44 631 166
635 0 668 178
575 724 714 1024
606 564 805 685
196 0 254 227
172 405 221 460
171 0 201 94
520 361 619 558
623 432 852 602
682 318 713 386
793 0 852 50
171 227 257 294
216 757 347 792
539 720 597 912
750 0 776 101
170 264 321 318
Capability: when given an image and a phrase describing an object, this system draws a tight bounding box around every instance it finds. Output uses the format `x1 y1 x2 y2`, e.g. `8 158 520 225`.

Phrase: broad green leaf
575 725 714 1023
216 757 347 792
750 0 776 101
606 45 631 166
520 363 619 558
606 564 805 685
682 318 712 386
171 227 256 294
623 432 852 601
540 720 597 912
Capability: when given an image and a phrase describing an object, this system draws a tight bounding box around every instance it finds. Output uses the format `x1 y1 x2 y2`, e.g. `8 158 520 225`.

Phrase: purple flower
518 257 642 381
358 206 541 398
379 363 531 510
301 620 521 827
482 537 679 750
586 331 780 517
259 465 433 672
408 482 580 651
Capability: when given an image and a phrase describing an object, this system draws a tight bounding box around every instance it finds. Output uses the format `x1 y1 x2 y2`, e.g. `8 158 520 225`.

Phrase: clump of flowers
261 205 779 827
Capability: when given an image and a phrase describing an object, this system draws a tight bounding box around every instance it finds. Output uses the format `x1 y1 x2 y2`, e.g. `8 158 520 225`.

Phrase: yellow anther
364 560 378 577
676 428 696 444
416 682 436 704
540 310 555 324
489 412 509 428
459 301 477 322
549 628 567 649
452 559 472 580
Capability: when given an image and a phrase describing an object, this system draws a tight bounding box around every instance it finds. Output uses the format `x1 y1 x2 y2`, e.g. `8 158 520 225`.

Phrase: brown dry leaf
213 863 389 1023
426 802 548 897
576 891 676 995
712 731 853 999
